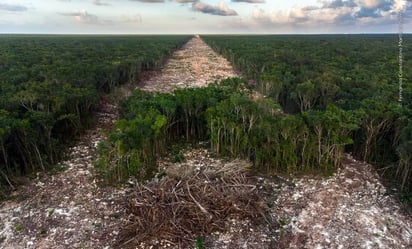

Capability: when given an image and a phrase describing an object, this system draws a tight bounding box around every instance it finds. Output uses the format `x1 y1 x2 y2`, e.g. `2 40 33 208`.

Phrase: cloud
252 8 291 25
93 0 110 6
0 3 28 12
321 0 356 8
355 7 383 18
393 0 408 12
355 0 405 18
192 1 237 16
231 0 265 3
301 6 320 12
333 11 357 25
59 9 109 24
358 0 384 9
252 0 412 30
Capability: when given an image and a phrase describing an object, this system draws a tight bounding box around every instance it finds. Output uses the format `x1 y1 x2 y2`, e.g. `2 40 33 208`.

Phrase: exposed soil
275 155 412 248
1 36 411 249
140 35 239 93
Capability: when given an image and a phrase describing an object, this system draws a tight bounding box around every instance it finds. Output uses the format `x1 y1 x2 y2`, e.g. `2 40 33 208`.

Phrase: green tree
294 80 317 112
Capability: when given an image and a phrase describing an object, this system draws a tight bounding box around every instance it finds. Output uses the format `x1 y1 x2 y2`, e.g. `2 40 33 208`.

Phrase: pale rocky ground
140 35 239 93
1 36 411 249
275 155 412 248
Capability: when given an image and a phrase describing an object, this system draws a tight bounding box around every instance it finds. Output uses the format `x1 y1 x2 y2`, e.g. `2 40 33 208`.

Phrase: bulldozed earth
0 36 411 249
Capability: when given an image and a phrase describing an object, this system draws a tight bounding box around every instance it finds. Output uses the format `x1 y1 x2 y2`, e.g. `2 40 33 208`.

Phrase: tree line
97 78 360 183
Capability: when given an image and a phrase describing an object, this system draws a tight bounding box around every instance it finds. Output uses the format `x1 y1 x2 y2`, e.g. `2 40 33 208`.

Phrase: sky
0 0 411 34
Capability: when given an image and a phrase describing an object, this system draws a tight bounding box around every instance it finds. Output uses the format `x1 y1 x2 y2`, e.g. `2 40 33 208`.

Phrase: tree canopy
0 35 191 197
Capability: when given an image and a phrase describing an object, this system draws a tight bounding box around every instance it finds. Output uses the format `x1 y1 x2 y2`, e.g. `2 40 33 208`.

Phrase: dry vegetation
117 152 274 248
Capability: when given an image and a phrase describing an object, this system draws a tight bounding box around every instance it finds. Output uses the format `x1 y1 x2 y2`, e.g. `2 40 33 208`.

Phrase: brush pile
117 155 273 248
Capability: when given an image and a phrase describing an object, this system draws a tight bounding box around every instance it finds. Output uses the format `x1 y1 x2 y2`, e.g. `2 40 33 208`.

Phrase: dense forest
202 35 412 194
97 35 412 199
0 35 191 197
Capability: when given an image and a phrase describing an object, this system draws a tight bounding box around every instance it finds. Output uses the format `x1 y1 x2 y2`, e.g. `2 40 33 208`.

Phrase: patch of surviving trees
0 35 191 198
98 35 412 201
97 78 359 183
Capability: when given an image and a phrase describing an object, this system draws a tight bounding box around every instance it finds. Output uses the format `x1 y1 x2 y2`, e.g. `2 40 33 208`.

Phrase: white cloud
192 1 237 16
93 0 110 6
358 0 381 8
252 8 290 24
289 8 308 20
393 0 408 12
251 0 412 31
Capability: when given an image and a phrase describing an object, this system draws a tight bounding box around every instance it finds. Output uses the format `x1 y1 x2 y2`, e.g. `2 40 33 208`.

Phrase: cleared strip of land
141 36 239 92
